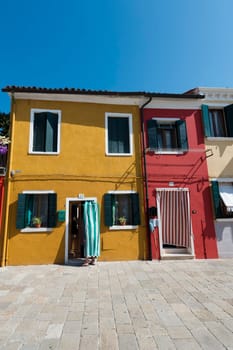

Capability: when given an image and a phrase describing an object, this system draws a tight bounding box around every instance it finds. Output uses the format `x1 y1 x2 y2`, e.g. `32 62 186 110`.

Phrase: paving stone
99 330 119 350
118 333 139 350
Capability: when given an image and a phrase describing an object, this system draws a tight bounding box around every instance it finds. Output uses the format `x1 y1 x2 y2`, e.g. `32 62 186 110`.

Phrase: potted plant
118 216 127 225
32 217 42 228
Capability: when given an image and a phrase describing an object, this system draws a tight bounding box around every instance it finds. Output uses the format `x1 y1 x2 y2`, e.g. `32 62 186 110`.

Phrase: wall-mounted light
10 170 21 177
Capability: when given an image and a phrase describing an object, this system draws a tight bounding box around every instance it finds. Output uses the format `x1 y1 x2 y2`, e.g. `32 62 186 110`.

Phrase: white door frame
65 197 97 264
156 188 194 257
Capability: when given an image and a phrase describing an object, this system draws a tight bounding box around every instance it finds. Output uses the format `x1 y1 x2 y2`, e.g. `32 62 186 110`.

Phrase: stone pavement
0 260 233 349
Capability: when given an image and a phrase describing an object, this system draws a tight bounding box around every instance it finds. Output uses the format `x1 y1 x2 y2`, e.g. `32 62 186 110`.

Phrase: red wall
144 108 218 259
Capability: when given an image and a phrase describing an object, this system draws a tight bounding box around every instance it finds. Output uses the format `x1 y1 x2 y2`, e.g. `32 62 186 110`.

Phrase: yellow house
0 86 149 266
197 87 233 258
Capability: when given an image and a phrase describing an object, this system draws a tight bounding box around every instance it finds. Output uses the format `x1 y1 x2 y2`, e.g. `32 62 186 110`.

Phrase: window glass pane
209 110 226 137
157 124 177 149
108 117 130 153
33 112 58 152
113 194 133 225
26 194 49 227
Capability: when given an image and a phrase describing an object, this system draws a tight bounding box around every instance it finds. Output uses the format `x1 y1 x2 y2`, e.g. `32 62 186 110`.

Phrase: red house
142 93 218 260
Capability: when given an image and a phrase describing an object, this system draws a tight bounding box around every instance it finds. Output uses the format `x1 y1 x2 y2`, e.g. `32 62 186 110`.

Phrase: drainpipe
140 95 152 260
1 93 15 267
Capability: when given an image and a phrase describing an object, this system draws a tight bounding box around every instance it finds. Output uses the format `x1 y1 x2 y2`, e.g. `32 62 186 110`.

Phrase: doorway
156 188 194 258
65 197 98 264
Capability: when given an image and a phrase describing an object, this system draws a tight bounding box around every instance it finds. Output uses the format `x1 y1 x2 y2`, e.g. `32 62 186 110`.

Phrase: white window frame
29 108 61 155
108 190 138 230
105 112 133 156
20 190 55 232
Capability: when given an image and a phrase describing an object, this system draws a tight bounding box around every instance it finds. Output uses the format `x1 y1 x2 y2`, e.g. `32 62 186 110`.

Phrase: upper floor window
105 113 133 156
16 191 57 230
147 118 188 153
29 109 61 154
202 104 233 138
211 181 233 219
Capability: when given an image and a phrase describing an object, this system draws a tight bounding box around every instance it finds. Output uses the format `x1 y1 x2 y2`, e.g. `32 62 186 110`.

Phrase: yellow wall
3 98 148 265
205 140 233 178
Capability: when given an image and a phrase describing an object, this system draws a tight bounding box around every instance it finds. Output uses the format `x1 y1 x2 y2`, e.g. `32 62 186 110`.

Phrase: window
16 191 57 230
211 181 233 219
29 109 61 154
105 113 133 155
147 118 188 152
202 104 233 138
104 191 140 228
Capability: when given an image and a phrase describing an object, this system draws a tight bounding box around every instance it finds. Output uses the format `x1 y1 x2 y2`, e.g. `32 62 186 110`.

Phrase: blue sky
1 0 233 112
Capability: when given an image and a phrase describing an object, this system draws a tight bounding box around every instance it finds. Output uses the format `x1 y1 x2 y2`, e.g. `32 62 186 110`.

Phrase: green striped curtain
83 202 100 257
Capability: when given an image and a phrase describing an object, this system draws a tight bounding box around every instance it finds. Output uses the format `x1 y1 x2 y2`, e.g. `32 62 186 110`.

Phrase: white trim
211 178 233 182
216 218 233 222
22 190 55 194
65 196 97 264
105 112 133 156
156 187 189 191
207 137 233 141
152 117 180 122
29 108 61 155
154 151 185 155
108 190 136 194
20 228 53 232
110 225 137 230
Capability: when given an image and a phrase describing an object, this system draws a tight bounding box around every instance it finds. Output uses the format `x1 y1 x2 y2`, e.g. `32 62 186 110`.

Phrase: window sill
215 218 233 222
207 137 233 141
20 227 53 232
105 153 133 157
154 150 186 155
28 152 59 155
109 225 138 230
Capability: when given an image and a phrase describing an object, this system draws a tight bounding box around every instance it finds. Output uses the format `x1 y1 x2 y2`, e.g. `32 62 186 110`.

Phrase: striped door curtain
83 201 100 257
156 188 191 248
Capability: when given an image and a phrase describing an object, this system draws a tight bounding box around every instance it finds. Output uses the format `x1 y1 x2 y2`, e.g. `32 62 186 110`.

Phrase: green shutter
147 119 158 149
176 120 188 151
211 181 222 218
131 193 140 225
16 194 27 229
46 112 58 152
224 104 233 137
104 193 113 226
201 105 211 137
48 193 57 227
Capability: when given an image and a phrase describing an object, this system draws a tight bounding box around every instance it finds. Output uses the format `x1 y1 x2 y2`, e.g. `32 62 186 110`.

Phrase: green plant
118 216 127 225
32 216 42 226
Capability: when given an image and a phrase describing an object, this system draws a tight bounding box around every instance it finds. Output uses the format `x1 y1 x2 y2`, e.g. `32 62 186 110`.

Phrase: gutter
1 93 15 266
140 96 152 260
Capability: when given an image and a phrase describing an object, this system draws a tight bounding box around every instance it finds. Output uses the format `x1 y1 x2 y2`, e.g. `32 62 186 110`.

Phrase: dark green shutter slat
176 120 188 151
131 193 140 225
104 193 113 226
224 104 233 137
211 181 221 218
48 193 57 227
147 119 158 149
46 112 58 152
16 194 27 229
201 105 211 137
33 113 46 151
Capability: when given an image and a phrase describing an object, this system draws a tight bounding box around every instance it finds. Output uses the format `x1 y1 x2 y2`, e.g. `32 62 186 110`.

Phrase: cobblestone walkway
0 259 233 349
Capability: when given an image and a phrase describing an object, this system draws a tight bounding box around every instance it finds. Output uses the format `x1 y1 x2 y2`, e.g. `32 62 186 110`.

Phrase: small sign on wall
57 210 66 222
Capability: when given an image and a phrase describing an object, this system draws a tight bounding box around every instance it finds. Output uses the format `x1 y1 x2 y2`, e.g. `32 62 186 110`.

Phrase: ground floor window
212 181 233 218
16 191 57 229
104 191 140 228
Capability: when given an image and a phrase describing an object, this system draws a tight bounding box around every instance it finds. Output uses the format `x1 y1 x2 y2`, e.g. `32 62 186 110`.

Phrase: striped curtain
157 188 191 248
83 201 100 257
